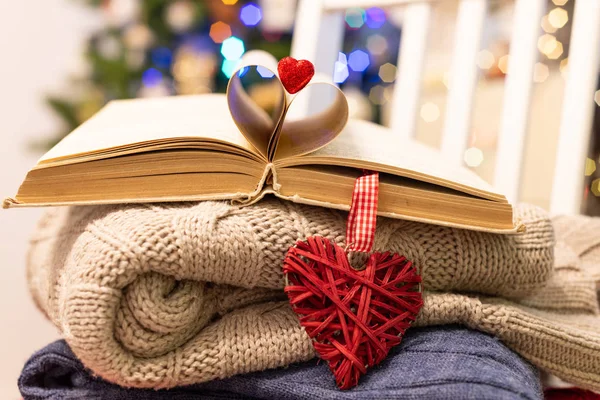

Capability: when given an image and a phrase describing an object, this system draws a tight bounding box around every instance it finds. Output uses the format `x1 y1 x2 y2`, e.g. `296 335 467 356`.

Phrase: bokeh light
366 7 386 29
541 15 557 34
256 66 275 78
420 102 440 123
552 0 568 5
171 45 217 90
498 55 509 74
367 35 388 56
221 59 241 78
221 36 245 60
585 158 597 176
222 0 238 4
464 147 484 167
345 8 366 29
378 63 396 83
126 51 145 69
142 68 163 87
165 1 196 32
592 179 600 197
151 47 172 69
537 34 558 55
548 8 568 29
560 58 569 75
533 62 549 83
138 81 171 98
237 66 249 78
123 24 154 50
369 85 387 105
348 50 370 72
594 90 600 106
97 36 121 60
210 21 232 43
240 3 262 26
547 40 563 59
476 50 495 70
333 63 349 84
333 52 349 83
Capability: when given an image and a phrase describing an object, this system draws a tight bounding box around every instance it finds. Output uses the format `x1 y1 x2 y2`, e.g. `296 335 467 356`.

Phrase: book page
280 119 505 202
227 66 285 159
40 94 257 163
274 82 349 160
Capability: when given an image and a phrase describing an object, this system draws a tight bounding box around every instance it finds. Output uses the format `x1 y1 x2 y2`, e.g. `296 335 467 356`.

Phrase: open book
4 57 520 233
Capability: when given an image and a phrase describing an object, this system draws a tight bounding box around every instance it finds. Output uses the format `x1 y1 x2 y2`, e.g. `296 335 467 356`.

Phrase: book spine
2 197 18 209
234 163 279 207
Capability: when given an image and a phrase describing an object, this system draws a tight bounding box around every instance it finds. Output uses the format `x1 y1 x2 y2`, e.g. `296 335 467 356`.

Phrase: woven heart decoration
278 56 315 94
283 236 423 390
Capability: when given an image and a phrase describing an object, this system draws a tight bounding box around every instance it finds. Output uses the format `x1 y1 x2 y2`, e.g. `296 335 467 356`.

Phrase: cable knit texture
26 199 600 390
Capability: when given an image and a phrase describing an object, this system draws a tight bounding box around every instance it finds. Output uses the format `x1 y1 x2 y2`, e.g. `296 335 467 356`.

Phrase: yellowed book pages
4 62 517 233
280 119 503 202
40 94 256 165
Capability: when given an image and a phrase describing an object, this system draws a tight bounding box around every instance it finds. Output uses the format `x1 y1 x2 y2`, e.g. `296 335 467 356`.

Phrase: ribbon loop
346 171 379 253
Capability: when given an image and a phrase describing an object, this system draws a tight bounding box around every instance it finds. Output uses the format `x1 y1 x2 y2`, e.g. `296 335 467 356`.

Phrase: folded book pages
4 54 519 233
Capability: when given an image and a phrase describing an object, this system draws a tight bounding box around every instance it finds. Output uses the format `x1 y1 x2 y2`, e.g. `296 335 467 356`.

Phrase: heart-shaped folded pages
283 236 423 390
226 57 349 162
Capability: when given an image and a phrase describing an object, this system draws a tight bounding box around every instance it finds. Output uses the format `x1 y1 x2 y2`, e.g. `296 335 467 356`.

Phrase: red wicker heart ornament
283 236 423 389
277 56 315 94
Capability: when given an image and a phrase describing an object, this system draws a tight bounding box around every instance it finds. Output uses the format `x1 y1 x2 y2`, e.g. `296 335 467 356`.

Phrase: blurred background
0 0 598 397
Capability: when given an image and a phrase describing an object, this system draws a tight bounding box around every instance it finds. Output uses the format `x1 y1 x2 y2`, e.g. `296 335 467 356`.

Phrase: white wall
0 1 101 397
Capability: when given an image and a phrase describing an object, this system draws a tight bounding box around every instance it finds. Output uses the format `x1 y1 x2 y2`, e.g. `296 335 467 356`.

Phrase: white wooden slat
323 0 433 11
493 0 546 204
290 0 325 61
389 2 432 138
440 0 487 165
550 1 600 215
289 0 345 119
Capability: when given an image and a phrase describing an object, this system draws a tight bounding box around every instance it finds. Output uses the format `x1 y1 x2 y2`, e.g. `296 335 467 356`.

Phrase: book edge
4 193 524 234
274 192 523 234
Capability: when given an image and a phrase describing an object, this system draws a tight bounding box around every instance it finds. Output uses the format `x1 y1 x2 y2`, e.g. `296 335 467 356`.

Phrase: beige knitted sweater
27 199 600 390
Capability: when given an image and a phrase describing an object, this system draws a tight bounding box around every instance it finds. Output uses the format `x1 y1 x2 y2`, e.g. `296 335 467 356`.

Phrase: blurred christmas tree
41 0 295 148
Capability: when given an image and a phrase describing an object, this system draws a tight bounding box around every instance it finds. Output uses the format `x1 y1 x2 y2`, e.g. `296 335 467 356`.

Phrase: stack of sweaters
18 199 600 399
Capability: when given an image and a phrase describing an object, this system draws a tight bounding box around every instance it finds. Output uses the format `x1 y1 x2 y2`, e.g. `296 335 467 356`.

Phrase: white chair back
290 0 600 214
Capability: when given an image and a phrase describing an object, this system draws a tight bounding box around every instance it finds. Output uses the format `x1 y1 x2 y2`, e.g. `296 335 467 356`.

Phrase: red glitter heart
278 57 315 94
283 236 423 390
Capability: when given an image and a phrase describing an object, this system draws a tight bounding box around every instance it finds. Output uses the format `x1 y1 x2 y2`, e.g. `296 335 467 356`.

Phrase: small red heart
283 236 423 390
278 56 315 94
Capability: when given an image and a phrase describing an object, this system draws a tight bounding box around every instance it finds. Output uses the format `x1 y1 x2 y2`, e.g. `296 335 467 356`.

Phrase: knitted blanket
27 199 600 390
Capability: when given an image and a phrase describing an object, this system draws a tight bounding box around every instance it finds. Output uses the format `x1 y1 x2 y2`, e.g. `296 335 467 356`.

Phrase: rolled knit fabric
26 199 600 390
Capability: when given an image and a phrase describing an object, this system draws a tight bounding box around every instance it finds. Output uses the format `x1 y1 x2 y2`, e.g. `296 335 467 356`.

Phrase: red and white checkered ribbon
346 171 379 253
